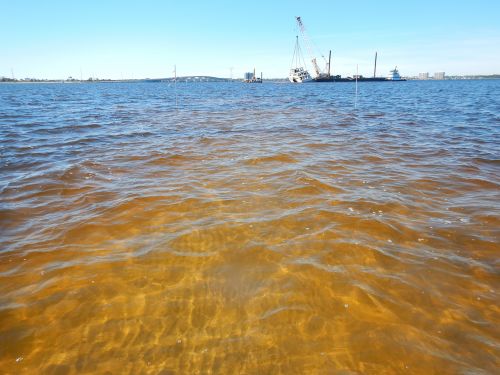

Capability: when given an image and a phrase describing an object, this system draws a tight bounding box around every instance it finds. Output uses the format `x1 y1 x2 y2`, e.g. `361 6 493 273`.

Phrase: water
1 80 499 374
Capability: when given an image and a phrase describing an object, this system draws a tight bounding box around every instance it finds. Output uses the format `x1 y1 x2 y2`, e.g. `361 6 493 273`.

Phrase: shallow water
1 80 499 374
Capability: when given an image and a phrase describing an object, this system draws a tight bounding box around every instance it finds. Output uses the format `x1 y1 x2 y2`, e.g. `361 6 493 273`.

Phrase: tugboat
387 66 406 81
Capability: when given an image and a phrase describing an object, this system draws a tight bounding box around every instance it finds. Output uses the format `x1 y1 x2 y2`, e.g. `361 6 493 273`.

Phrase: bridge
156 76 232 83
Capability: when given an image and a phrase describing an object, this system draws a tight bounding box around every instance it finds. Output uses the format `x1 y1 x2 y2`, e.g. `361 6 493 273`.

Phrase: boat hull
312 76 407 82
289 76 313 83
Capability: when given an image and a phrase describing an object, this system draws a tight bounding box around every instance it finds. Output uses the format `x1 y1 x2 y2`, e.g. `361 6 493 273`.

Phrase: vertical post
374 52 377 78
355 64 358 109
174 65 178 110
328 50 331 77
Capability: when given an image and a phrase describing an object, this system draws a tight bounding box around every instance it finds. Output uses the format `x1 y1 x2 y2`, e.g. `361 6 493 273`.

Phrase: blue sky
2 0 499 79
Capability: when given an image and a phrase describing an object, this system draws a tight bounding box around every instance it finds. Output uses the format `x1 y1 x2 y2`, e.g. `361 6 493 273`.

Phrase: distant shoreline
1 75 500 84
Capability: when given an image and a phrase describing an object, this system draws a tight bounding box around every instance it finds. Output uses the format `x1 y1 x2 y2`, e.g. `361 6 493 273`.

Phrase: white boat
387 66 405 81
289 36 313 83
289 67 312 83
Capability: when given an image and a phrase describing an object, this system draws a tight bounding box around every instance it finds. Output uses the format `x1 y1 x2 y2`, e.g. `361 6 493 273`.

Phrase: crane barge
289 16 333 83
288 16 406 83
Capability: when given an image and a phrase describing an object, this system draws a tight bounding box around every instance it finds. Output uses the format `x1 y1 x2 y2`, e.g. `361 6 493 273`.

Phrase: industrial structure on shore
243 68 263 83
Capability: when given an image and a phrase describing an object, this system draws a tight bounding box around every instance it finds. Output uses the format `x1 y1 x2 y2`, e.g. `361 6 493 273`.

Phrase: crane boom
295 16 322 78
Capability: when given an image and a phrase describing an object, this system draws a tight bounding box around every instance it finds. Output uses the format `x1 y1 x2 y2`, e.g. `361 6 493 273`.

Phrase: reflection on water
1 81 499 374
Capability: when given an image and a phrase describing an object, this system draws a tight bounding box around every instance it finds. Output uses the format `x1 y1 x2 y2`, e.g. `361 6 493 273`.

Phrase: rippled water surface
1 80 499 374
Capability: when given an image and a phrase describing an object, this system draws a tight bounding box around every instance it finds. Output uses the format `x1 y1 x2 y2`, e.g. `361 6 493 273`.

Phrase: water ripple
0 80 499 374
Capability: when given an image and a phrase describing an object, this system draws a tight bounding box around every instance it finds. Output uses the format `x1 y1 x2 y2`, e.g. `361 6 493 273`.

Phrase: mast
295 16 322 78
291 35 299 69
374 52 378 78
291 35 304 70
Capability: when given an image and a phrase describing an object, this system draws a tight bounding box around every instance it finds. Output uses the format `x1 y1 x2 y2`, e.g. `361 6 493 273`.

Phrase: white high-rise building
434 72 445 80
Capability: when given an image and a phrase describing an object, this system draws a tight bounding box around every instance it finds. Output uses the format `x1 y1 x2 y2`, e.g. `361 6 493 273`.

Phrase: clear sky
2 0 499 79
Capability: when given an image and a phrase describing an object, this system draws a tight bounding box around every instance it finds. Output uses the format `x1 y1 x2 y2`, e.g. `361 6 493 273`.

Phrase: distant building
244 72 254 81
419 72 429 80
434 72 445 80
